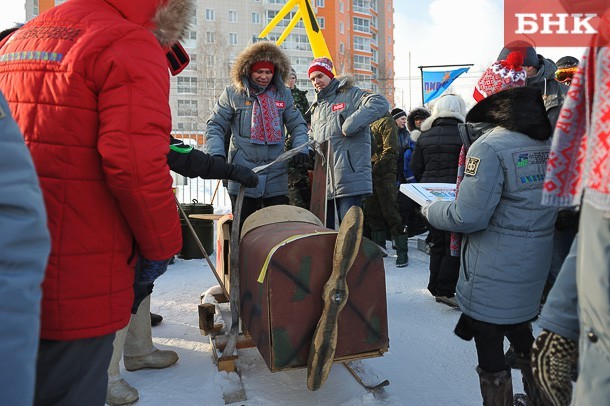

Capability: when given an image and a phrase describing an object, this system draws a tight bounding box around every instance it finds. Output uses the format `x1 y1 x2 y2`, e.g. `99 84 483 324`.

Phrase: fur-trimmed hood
466 87 552 141
314 75 356 99
104 0 194 47
410 129 422 142
406 107 430 132
231 41 292 92
420 111 465 132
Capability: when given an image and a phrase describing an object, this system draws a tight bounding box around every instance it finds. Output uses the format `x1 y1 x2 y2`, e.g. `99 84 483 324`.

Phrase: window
229 33 238 45
33 0 39 16
372 49 378 63
177 77 197 94
205 9 215 21
388 35 391 45
353 36 370 52
353 55 371 70
371 0 377 12
252 12 261 24
229 10 237 23
339 1 344 13
187 54 197 70
177 122 199 131
340 22 344 34
266 10 304 28
206 54 215 65
206 32 215 43
353 0 370 14
177 100 198 117
353 17 370 33
317 17 325 29
339 42 345 54
315 0 325 7
388 19 392 29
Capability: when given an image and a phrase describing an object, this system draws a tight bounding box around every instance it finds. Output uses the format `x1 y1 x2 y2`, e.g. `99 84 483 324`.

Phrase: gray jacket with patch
310 76 389 199
427 87 557 324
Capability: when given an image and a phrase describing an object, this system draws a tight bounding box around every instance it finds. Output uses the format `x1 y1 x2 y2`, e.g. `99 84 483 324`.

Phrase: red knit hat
308 57 334 80
473 51 527 102
250 60 275 74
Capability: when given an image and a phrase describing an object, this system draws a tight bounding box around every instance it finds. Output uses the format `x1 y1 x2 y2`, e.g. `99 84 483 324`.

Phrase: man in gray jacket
0 90 50 405
205 41 308 227
308 57 389 228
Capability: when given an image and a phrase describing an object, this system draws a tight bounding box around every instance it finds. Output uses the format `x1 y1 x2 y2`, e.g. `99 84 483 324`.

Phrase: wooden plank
189 213 225 221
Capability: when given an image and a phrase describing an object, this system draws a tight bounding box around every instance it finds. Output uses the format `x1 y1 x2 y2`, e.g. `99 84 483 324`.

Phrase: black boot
427 254 442 296
394 234 409 267
476 367 513 406
150 312 163 327
515 352 553 406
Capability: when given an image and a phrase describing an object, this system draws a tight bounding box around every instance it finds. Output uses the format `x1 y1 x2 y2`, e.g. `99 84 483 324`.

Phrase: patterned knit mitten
531 329 577 406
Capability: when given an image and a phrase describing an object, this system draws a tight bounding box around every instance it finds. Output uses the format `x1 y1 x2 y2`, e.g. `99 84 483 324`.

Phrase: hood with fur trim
406 107 431 131
104 0 194 47
231 41 292 92
420 110 465 132
466 87 552 141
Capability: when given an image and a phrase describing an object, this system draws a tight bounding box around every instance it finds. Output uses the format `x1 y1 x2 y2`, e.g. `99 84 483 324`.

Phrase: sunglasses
555 67 578 83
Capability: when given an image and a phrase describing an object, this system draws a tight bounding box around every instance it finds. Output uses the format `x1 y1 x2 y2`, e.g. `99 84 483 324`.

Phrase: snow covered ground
119 228 531 406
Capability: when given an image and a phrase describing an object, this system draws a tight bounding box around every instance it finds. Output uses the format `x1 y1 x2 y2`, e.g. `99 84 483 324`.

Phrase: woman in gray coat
424 83 556 405
308 57 389 228
205 42 308 226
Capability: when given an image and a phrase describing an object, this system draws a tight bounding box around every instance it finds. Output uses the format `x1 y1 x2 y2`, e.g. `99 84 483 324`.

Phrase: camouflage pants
287 155 313 209
364 173 404 237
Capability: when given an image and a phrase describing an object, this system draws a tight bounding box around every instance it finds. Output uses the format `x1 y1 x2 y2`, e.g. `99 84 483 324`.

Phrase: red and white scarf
542 45 610 211
250 87 282 145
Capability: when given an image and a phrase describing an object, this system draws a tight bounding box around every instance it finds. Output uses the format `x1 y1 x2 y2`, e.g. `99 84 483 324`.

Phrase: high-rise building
26 0 394 132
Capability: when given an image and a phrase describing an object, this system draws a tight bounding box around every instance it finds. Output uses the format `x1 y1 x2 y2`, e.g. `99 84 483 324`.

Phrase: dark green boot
395 234 409 267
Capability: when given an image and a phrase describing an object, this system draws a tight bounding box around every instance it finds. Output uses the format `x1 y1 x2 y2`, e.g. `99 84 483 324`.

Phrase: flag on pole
422 67 470 103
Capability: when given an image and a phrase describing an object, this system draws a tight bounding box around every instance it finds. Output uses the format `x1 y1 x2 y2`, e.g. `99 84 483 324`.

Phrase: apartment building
25 0 394 132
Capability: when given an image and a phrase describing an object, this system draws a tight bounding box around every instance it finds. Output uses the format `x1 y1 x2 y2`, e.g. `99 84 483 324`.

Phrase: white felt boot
123 295 179 371
106 323 139 405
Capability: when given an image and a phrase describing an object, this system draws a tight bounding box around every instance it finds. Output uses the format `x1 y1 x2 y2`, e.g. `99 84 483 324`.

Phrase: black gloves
291 152 310 166
131 257 171 314
531 329 577 406
227 163 259 188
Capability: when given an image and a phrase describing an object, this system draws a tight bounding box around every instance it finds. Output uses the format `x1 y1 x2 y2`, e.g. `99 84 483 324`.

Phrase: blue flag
422 67 470 104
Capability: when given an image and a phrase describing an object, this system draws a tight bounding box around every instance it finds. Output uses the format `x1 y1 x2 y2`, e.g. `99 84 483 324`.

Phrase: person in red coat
0 0 192 404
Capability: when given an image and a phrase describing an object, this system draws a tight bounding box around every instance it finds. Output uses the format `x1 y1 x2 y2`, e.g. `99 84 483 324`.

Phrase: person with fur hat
410 94 466 306
422 51 557 405
308 57 390 228
0 0 191 403
497 40 568 129
205 41 309 228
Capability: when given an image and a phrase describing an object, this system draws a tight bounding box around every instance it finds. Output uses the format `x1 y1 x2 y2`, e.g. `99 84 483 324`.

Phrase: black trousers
35 333 115 406
455 314 534 373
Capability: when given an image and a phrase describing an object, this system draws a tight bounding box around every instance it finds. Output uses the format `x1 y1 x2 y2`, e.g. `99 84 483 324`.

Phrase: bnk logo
504 0 610 47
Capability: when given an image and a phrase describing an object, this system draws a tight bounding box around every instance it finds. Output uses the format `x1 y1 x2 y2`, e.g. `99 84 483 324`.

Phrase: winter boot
123 295 179 372
394 234 409 267
150 312 163 327
476 367 513 406
370 231 388 257
106 323 139 406
515 352 553 406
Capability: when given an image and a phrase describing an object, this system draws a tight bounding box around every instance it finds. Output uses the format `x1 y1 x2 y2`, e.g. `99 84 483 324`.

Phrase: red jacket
0 0 190 340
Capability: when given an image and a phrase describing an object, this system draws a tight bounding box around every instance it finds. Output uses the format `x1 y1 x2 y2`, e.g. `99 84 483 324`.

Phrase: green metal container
179 200 214 259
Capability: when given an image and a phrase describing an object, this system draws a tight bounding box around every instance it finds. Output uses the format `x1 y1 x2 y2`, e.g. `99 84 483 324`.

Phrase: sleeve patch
465 156 480 176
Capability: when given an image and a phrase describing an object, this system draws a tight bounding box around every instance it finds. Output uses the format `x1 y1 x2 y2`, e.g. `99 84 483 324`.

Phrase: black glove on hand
131 257 171 314
227 163 259 188
291 152 309 166
531 329 577 406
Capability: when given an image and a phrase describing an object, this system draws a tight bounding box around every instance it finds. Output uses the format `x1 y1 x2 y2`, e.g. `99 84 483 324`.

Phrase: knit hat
250 60 275 74
556 56 579 69
391 108 406 120
308 57 334 80
474 51 527 102
497 40 538 68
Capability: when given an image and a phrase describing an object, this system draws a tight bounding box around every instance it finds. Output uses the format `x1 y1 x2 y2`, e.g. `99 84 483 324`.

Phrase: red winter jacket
0 0 192 340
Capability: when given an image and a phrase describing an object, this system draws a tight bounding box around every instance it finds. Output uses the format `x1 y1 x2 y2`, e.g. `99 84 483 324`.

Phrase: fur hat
391 108 406 120
308 57 334 80
231 41 291 92
497 40 538 68
474 51 527 102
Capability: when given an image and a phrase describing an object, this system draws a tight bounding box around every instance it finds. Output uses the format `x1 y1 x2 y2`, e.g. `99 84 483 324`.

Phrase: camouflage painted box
239 216 389 372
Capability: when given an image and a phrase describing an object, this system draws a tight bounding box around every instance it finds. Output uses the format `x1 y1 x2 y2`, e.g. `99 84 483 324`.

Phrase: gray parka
309 76 389 199
427 87 557 324
204 42 308 198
